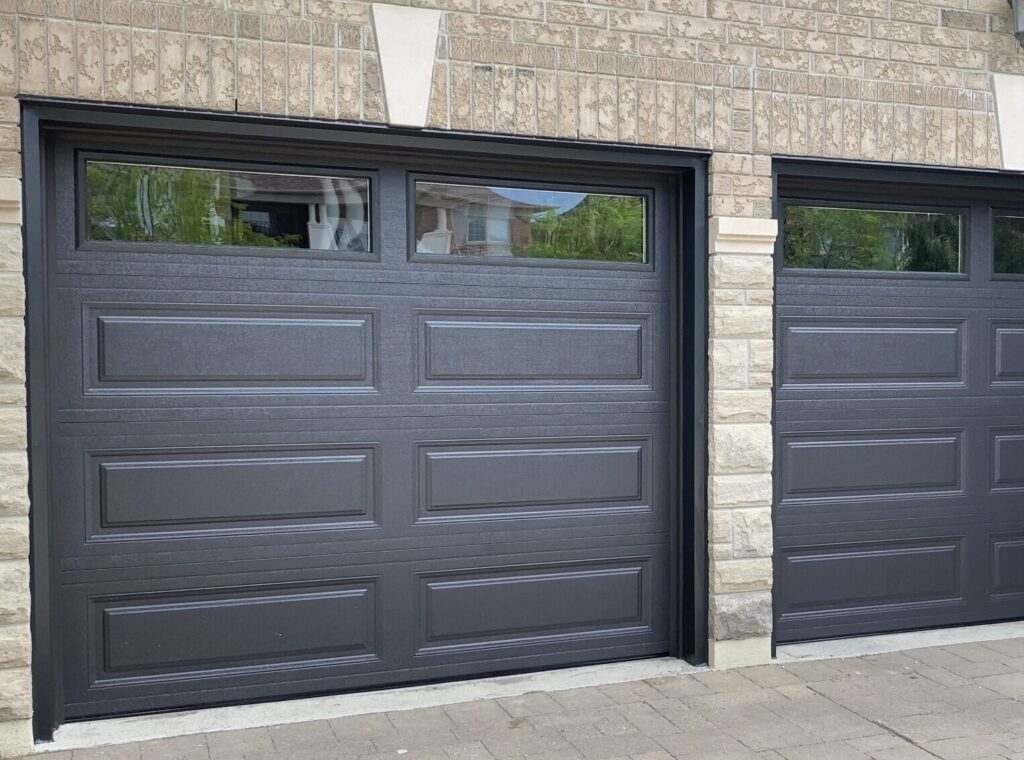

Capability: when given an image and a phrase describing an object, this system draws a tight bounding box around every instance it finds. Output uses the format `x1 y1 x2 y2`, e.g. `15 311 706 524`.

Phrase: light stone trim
992 73 1024 172
708 635 772 669
371 4 442 129
0 181 20 226
706 214 778 667
709 217 779 255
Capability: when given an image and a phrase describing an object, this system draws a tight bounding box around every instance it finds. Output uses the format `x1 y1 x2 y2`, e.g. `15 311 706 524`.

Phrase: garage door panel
778 429 964 505
416 310 651 391
54 291 667 412
778 317 966 389
991 320 1024 385
61 544 668 716
777 538 965 618
86 304 379 394
775 185 1024 643
55 421 668 556
86 444 379 539
93 578 380 679
991 533 1024 600
48 136 680 718
414 555 659 656
414 435 655 522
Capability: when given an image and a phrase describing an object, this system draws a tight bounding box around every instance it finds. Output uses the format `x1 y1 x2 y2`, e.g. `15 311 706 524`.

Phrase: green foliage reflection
86 163 301 247
783 205 961 273
994 216 1024 275
520 194 646 263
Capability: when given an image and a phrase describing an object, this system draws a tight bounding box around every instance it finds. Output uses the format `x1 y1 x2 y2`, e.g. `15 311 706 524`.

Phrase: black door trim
21 98 709 741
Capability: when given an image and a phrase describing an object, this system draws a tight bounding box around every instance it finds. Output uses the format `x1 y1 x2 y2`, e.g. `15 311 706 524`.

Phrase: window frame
778 197 971 280
991 207 1024 281
75 149 380 262
406 172 656 271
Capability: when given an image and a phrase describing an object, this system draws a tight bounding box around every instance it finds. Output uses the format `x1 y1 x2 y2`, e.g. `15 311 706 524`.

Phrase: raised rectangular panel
417 559 651 653
417 438 649 521
992 322 1024 384
95 580 377 678
779 318 964 387
417 310 650 390
86 304 377 393
991 535 1024 598
778 540 962 618
779 431 963 504
89 445 377 536
992 431 1024 493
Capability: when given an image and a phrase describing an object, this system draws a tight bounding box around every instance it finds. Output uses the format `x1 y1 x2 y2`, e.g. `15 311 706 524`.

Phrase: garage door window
783 205 963 274
412 180 648 265
85 161 371 253
994 214 1024 275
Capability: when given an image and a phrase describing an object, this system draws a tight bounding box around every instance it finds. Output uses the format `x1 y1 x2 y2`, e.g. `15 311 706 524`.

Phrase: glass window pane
995 215 1024 275
414 181 647 264
783 205 962 273
86 161 370 253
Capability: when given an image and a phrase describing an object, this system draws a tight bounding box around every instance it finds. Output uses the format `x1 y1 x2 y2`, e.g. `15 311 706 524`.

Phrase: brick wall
0 0 1021 750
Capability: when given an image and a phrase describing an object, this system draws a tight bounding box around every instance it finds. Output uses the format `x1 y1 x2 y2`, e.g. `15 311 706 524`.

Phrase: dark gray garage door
44 128 677 719
774 170 1024 643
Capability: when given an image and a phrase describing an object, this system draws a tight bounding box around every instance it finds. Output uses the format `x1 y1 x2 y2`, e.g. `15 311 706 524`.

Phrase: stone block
0 319 24 385
0 561 28 625
0 520 26 561
0 625 29 670
709 423 772 475
712 557 773 593
709 339 748 390
732 508 773 558
711 389 771 423
0 666 29 721
710 304 773 339
710 592 773 639
709 473 773 509
0 718 31 758
0 408 24 450
710 255 774 290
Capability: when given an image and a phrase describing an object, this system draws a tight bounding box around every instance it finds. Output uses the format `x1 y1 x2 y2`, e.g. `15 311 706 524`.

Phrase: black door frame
21 99 709 740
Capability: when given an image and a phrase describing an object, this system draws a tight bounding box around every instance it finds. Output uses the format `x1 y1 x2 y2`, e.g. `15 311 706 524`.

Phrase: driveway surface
26 638 1024 760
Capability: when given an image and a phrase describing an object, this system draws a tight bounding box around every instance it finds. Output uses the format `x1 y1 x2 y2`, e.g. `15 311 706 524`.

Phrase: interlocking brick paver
22 638 1024 760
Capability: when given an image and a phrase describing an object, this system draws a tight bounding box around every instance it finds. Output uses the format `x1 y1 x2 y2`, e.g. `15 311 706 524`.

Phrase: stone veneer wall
0 0 1021 751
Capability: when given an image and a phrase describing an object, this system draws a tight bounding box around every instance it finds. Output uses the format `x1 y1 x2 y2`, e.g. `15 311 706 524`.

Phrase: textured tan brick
0 562 27 625
712 558 773 593
0 453 27 518
709 423 772 475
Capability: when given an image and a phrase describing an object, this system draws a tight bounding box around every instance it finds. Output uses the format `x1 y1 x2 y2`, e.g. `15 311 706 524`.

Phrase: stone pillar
705 152 778 669
0 97 33 758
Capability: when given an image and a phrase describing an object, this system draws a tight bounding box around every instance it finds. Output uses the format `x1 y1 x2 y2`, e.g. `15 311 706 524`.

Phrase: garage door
774 169 1024 643
43 128 678 719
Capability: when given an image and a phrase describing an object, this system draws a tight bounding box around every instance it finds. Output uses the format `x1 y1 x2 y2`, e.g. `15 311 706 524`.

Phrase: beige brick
710 473 773 509
712 557 773 593
0 719 31 758
0 561 27 625
709 339 748 390
0 321 21 390
0 625 29 669
732 508 773 558
709 423 772 475
0 408 25 450
711 389 772 423
0 229 20 273
0 665 29 721
0 453 27 518
710 591 772 639
0 520 26 561
711 304 772 339
709 509 733 544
